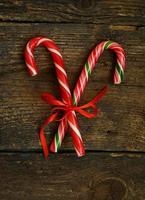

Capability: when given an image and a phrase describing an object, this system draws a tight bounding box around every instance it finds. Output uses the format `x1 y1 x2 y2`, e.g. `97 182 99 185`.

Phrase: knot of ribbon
40 86 108 157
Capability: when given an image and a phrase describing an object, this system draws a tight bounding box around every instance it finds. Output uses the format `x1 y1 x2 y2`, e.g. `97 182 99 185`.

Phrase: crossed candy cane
24 37 125 157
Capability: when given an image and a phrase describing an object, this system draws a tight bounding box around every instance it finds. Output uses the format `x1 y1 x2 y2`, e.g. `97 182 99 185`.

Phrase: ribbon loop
41 93 65 107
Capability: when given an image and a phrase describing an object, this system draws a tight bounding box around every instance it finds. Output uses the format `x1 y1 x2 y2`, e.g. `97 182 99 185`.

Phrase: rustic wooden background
0 0 145 199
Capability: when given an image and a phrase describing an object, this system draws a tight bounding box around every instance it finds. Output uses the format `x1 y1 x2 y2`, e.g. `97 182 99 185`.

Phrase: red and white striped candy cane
24 36 85 157
51 40 125 152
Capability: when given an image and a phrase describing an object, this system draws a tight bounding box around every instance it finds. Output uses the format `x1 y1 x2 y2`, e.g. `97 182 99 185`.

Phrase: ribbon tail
39 128 49 158
78 85 108 111
41 92 65 106
39 112 59 158
92 85 108 103
76 107 97 118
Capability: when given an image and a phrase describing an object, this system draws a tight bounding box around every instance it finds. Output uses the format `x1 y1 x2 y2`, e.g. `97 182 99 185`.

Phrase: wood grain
0 0 145 26
0 23 145 86
1 74 145 151
0 23 145 151
0 1 145 199
0 153 145 200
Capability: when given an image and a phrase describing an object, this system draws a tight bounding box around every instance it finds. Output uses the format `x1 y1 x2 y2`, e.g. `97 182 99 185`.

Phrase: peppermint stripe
68 120 82 140
26 43 34 58
103 41 113 50
85 61 91 76
25 62 37 76
37 38 53 46
58 78 71 95
55 132 61 152
47 48 62 58
73 93 77 105
116 62 124 81
75 147 82 157
54 62 67 76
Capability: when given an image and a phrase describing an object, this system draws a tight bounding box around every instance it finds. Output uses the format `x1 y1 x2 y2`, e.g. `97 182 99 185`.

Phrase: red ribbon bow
40 86 108 157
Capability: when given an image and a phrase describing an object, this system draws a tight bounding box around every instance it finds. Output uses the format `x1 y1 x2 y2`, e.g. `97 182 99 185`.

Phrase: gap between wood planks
0 149 145 156
0 21 145 30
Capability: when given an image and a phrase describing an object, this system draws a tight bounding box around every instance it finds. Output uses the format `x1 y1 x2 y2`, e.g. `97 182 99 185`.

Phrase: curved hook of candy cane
24 37 64 76
24 37 85 157
51 41 126 153
73 40 126 105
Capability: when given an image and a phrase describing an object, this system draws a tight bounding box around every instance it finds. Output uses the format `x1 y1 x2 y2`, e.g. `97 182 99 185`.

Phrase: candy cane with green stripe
73 41 125 104
50 40 125 152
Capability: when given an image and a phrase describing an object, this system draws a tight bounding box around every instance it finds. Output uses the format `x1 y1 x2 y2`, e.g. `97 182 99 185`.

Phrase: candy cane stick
51 41 125 152
24 37 85 157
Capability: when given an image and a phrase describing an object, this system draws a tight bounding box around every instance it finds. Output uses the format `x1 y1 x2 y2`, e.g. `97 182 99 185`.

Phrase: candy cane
24 37 85 157
51 41 125 152
74 41 125 104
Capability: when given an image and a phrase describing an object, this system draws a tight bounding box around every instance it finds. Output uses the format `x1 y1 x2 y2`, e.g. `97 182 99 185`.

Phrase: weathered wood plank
0 0 145 25
1 72 145 151
0 23 145 86
1 73 145 152
0 23 145 151
0 153 145 200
